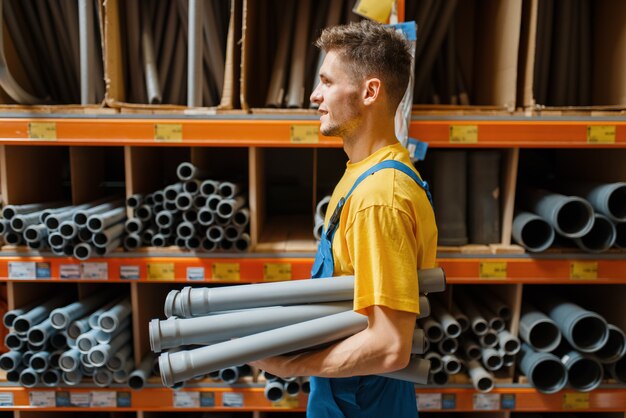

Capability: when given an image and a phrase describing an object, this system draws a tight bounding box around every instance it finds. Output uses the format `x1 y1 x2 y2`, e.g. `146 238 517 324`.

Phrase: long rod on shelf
141 0 162 104
187 0 203 107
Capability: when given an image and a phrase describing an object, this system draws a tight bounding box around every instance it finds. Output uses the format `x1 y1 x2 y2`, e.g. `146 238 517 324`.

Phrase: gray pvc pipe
125 218 143 234
50 289 116 330
77 328 100 353
141 3 161 104
461 337 482 360
512 211 555 252
430 299 461 338
42 369 61 387
152 302 352 352
165 267 445 318
73 200 125 226
430 370 449 385
607 354 626 384
135 205 153 222
3 299 41 328
264 380 285 402
379 357 430 384
479 329 499 349
96 317 131 344
129 354 155 390
425 352 443 373
206 194 222 212
93 223 125 247
0 351 22 372
456 297 488 336
541 297 608 353
87 207 126 233
561 350 603 392
198 208 215 226
88 299 119 330
442 354 462 374
73 242 93 261
78 0 95 104
224 225 244 241
183 180 201 195
13 294 69 334
106 344 132 372
93 368 113 387
438 336 459 355
113 358 135 384
411 329 427 354
285 379 301 397
200 180 220 196
88 330 132 367
187 0 203 106
62 369 83 385
164 183 185 202
468 359 495 392
59 348 81 372
30 351 51 372
10 211 46 232
573 213 617 253
525 189 594 238
450 302 470 332
519 304 562 352
591 324 626 364
127 194 144 209
218 182 241 199
2 202 66 220
217 196 246 218
24 224 48 243
518 343 567 394
175 193 194 211
559 181 626 223
233 208 250 228
481 348 503 371
159 310 369 386
498 329 521 355
177 221 196 239
19 367 39 388
124 234 141 250
99 299 131 332
235 233 251 252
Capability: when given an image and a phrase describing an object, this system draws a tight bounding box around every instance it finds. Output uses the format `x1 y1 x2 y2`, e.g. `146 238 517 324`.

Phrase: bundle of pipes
260 371 310 403
513 183 626 253
149 267 446 388
420 289 519 393
519 296 626 393
122 0 228 106
124 162 250 253
0 0 105 105
0 196 126 260
0 293 148 388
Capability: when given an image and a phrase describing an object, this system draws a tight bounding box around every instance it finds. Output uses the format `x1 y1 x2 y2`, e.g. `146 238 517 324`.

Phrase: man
252 20 438 417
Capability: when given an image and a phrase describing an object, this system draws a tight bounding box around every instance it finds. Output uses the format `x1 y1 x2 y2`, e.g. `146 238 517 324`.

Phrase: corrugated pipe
164 267 445 318
518 343 567 394
540 297 608 353
525 189 594 238
519 304 562 352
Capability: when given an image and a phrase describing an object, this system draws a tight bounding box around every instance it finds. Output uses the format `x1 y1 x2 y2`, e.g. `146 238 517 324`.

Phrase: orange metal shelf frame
1 386 625 412
1 117 626 147
0 254 625 283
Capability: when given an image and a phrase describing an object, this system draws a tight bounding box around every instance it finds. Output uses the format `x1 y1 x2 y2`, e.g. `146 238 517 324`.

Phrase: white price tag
120 265 140 280
29 391 56 407
473 393 501 410
186 267 205 281
70 392 91 407
174 391 200 408
81 262 108 279
222 392 244 407
8 262 36 279
60 264 81 279
417 393 442 410
0 392 14 406
91 391 117 407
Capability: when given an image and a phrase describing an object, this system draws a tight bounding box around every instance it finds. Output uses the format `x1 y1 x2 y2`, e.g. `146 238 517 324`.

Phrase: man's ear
363 78 381 106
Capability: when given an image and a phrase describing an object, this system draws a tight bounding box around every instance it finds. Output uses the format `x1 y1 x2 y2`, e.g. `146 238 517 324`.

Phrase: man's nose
310 83 322 104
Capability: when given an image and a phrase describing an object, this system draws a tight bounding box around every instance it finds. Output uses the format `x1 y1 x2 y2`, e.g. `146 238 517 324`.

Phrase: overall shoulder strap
344 160 433 205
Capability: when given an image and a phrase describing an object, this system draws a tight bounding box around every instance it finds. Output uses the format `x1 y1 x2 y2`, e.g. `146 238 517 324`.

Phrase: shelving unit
1 0 626 417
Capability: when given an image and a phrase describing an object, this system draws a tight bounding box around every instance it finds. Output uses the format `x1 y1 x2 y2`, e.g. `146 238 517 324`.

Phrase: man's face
310 51 363 138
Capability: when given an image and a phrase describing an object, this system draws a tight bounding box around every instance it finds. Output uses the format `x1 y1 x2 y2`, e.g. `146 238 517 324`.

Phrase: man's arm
251 304 416 378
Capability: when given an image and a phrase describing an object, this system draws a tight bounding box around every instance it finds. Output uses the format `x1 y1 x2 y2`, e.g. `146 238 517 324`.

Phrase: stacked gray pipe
152 267 446 387
424 292 518 391
0 295 151 389
0 196 125 259
124 162 250 252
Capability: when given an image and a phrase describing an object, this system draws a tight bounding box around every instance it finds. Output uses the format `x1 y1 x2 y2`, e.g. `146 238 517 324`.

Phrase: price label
449 125 478 143
587 125 616 144
8 262 36 279
352 0 394 22
290 124 319 144
264 263 292 281
186 267 205 281
222 392 244 407
28 122 57 140
29 391 56 407
0 392 14 406
154 123 183 142
60 264 81 279
272 397 299 408
120 265 140 280
116 392 131 407
36 262 51 278
563 392 589 409
147 263 175 281
570 261 598 280
473 393 500 410
91 391 116 407
173 391 200 408
70 392 91 407
416 393 442 410
479 262 507 279
212 263 240 281
81 262 108 279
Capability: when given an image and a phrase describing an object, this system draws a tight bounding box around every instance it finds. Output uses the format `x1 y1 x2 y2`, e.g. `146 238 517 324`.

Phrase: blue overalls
308 160 433 418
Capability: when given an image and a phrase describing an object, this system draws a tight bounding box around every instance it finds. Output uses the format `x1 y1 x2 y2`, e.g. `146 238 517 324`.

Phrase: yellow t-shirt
325 142 438 315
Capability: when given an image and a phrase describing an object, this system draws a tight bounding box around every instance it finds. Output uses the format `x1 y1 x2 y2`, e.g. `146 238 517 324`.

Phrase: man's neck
343 117 397 164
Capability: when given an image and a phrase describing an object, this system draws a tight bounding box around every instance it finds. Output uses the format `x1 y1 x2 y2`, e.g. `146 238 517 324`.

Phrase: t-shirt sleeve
345 205 420 315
